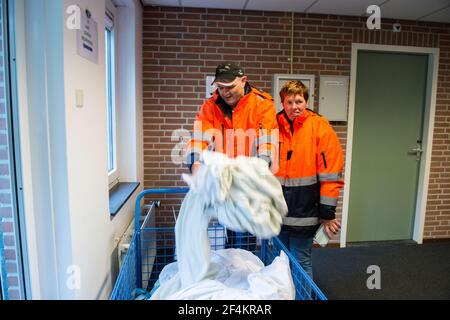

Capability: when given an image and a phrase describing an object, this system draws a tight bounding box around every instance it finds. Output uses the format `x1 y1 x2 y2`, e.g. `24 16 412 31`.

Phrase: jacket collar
214 82 252 118
278 109 311 133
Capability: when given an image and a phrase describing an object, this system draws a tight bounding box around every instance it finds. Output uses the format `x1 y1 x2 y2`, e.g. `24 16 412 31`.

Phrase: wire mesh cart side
110 187 188 300
262 237 327 300
110 187 327 300
110 232 138 300
134 188 189 293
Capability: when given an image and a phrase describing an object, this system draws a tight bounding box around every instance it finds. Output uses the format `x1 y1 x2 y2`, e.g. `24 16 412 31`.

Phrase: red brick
4 234 15 246
0 177 10 189
0 133 7 145
0 206 12 218
0 192 11 204
0 163 9 175
7 289 21 300
142 8 450 239
4 249 16 260
7 276 19 287
5 262 17 273
1 221 13 232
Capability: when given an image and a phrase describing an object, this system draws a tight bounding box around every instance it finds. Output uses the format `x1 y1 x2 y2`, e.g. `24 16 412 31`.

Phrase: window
105 1 142 216
105 4 117 187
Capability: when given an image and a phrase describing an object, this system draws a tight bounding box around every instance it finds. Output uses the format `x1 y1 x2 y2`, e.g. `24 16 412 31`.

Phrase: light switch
76 89 84 108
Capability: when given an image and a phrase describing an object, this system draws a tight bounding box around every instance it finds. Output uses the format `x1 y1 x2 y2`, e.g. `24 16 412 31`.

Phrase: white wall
16 0 143 299
63 0 143 300
63 0 110 300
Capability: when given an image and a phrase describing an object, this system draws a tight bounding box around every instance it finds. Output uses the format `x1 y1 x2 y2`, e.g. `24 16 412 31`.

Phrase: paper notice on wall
77 11 98 64
206 76 215 98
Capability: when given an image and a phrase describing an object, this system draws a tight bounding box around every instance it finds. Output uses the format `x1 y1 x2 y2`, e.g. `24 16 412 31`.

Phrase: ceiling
142 0 450 24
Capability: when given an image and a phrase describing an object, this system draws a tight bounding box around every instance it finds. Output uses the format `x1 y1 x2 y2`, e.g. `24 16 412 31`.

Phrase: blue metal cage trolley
110 188 327 300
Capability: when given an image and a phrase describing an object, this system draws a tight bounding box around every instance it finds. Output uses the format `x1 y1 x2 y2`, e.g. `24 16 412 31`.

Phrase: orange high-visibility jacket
276 109 344 236
185 83 278 170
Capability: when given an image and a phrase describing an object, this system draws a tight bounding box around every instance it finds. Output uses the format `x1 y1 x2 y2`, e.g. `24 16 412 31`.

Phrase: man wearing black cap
186 62 278 173
210 62 246 109
185 62 278 250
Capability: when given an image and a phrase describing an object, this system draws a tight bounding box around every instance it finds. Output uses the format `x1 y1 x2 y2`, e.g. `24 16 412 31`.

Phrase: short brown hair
279 80 309 103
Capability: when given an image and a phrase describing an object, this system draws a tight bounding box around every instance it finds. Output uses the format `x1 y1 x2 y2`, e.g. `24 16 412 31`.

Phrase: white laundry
150 151 289 300
152 249 295 300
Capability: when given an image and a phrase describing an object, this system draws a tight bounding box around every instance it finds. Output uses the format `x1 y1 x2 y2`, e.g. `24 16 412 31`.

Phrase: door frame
340 43 440 247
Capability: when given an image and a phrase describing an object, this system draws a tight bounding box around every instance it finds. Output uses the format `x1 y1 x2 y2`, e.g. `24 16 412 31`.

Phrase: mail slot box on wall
319 76 349 121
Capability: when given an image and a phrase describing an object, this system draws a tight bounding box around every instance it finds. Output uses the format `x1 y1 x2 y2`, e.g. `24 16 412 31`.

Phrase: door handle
408 143 423 161
409 147 423 153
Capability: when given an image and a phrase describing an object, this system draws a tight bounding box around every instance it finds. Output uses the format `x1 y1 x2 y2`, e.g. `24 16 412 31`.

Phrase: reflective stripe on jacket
185 83 278 169
275 109 344 237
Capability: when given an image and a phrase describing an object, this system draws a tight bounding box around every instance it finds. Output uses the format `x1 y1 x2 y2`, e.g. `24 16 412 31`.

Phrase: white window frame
105 1 118 188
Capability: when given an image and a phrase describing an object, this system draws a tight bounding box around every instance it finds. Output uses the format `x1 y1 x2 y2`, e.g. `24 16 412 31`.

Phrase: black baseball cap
212 62 245 85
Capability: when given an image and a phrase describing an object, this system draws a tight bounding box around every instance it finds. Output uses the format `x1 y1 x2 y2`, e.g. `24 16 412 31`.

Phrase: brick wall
0 1 22 300
142 6 450 239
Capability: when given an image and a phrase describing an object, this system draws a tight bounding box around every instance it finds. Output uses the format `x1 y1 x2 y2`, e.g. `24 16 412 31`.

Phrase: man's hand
320 219 341 238
191 162 201 176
